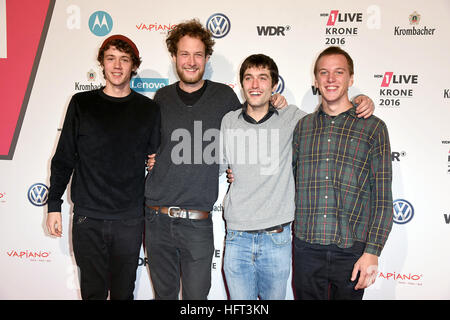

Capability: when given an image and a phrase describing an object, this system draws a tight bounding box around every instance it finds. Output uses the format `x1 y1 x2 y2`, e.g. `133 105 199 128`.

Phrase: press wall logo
444 89 449 99
75 69 103 91
6 249 51 262
136 22 177 34
319 10 363 45
373 72 418 107
391 151 406 162
28 183 48 206
89 11 113 36
273 75 285 94
394 12 436 36
393 199 414 224
448 149 450 174
378 270 423 286
257 25 291 36
0 191 6 203
130 78 169 92
206 13 231 38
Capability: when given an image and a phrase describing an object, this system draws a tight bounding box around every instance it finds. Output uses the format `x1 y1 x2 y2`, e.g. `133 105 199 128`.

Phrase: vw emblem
89 11 113 37
28 183 49 206
206 13 231 38
393 199 414 224
273 75 285 94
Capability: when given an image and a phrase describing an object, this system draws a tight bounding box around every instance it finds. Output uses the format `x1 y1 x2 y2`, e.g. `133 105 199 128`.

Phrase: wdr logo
393 199 414 224
89 11 113 36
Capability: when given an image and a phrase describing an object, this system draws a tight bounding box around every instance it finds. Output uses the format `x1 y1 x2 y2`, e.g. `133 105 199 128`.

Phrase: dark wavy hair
166 19 215 57
97 39 142 77
239 54 279 87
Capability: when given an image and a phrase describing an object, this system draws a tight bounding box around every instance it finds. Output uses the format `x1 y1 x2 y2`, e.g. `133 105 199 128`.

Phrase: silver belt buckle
168 206 181 218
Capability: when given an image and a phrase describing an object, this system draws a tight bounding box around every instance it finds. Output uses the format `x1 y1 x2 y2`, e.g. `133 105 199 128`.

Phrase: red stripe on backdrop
0 0 52 159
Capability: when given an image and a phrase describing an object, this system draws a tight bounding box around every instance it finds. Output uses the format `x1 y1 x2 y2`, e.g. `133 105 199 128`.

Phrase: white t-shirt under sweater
220 104 306 231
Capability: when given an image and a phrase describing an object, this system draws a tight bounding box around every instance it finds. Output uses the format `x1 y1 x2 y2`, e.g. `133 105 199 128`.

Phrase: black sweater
48 89 160 219
145 80 241 211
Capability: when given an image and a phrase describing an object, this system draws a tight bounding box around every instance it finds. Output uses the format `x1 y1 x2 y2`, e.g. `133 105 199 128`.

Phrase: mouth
184 67 198 73
325 85 338 91
248 90 263 96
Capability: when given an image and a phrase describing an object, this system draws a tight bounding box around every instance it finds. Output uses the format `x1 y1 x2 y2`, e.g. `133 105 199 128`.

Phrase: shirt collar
317 101 358 119
239 101 279 118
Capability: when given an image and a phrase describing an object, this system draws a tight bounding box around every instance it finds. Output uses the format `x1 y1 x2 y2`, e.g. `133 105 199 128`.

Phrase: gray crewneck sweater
220 104 306 231
145 80 241 211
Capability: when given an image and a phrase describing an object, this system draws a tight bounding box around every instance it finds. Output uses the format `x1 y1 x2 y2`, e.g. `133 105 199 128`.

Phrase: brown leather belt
244 222 290 234
147 205 209 220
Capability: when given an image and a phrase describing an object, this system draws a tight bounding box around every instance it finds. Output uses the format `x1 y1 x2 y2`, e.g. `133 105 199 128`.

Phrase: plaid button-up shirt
292 105 393 256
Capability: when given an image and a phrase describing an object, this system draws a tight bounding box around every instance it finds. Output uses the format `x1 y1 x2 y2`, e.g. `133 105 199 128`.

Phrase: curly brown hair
97 39 142 77
166 19 215 57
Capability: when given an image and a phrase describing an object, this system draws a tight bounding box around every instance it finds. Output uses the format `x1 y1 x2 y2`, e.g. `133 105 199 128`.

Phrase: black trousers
293 237 365 300
72 214 144 300
144 206 214 300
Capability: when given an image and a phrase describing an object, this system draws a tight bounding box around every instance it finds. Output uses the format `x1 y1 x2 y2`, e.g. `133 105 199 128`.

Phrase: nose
251 78 259 88
113 58 122 69
187 54 195 66
327 73 335 82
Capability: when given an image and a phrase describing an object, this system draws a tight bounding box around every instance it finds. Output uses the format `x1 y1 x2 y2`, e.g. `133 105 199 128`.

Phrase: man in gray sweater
220 54 306 300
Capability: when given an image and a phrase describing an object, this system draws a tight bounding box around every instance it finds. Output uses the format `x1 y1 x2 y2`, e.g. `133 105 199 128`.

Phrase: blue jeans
223 224 292 300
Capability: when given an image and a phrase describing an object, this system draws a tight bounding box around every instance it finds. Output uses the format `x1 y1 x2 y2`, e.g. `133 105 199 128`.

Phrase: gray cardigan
220 104 306 231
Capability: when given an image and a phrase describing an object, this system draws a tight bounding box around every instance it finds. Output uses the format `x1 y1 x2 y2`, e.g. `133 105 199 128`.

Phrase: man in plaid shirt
292 47 393 300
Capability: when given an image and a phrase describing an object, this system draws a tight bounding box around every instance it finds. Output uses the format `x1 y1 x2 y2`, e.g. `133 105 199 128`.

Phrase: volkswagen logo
28 183 49 206
89 11 113 36
393 199 414 224
273 75 285 94
206 13 231 38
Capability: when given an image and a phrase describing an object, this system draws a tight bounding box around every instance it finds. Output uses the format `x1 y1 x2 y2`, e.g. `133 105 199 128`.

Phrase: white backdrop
1 0 449 300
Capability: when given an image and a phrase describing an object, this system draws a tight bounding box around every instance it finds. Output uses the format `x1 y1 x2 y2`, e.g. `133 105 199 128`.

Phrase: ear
349 74 354 87
272 82 278 93
205 55 210 63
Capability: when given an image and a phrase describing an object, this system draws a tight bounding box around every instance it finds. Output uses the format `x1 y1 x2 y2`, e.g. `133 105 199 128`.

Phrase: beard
176 65 205 85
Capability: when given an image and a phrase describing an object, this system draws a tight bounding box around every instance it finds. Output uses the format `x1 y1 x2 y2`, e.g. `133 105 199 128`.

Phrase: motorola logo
206 13 231 38
89 11 113 36
28 183 49 206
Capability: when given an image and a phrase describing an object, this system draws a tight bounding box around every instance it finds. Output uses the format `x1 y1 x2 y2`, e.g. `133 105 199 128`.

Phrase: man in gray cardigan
220 54 306 300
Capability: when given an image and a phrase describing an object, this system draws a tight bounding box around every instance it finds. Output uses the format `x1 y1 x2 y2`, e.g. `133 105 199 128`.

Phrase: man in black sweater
46 35 160 300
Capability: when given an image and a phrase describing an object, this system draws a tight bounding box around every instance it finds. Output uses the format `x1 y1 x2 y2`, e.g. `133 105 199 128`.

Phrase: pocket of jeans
144 206 157 223
270 226 291 246
225 229 239 242
187 216 213 230
73 215 88 225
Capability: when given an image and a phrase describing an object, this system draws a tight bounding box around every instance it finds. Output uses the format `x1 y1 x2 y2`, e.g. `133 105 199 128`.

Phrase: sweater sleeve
47 96 79 213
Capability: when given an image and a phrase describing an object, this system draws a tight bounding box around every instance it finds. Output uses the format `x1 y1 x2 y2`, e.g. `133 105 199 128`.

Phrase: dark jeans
293 237 365 300
72 214 144 300
144 206 214 300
